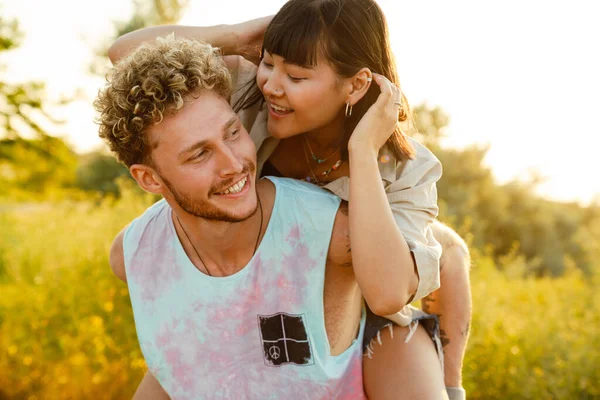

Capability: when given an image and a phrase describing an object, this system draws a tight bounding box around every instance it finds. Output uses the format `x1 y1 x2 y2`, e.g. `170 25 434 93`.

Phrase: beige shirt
230 57 442 306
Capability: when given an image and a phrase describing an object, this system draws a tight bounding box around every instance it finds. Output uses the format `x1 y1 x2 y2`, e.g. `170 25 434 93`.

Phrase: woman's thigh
363 324 448 400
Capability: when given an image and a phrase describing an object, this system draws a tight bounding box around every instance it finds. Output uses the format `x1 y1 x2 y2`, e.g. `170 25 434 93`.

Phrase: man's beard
159 162 258 223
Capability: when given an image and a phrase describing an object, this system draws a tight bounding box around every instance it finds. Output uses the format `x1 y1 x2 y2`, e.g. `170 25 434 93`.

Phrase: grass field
1 188 598 399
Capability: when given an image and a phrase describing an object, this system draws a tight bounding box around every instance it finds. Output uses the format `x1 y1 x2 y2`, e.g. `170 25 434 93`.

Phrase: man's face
147 91 258 222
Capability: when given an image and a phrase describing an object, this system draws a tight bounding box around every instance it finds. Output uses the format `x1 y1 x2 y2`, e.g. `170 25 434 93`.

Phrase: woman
110 1 470 399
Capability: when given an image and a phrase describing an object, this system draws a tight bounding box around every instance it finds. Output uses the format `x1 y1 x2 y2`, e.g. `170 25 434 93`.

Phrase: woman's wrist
214 24 241 55
348 140 379 161
229 16 272 62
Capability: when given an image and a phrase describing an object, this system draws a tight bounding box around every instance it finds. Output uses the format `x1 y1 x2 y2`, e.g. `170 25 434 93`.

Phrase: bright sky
2 0 599 204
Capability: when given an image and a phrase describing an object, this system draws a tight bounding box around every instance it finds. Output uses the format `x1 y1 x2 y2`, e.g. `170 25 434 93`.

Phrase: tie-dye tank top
123 176 367 400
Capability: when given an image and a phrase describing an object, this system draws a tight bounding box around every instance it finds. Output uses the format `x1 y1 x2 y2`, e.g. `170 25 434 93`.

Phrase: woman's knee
432 221 471 276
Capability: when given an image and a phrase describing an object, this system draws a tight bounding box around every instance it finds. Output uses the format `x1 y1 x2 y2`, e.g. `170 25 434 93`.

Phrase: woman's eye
288 75 305 82
262 60 273 68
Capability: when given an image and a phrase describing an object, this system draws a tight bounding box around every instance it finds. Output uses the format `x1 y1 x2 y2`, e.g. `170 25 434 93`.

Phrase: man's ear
130 164 163 195
347 67 373 106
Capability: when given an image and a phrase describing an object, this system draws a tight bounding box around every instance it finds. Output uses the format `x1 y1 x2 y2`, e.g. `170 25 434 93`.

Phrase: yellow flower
70 352 87 366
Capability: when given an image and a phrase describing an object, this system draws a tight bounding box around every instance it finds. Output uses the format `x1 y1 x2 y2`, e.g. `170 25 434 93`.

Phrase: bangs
262 5 327 67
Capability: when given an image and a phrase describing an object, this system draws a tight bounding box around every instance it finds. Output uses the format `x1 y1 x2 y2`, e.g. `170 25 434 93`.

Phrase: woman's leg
425 222 472 391
363 324 448 400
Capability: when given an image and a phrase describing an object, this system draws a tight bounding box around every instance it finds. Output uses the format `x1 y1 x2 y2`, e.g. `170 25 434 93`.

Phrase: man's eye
230 129 240 138
194 150 208 159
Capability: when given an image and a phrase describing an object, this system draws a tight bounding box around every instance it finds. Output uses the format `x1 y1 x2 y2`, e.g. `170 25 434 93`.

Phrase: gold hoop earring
345 102 353 118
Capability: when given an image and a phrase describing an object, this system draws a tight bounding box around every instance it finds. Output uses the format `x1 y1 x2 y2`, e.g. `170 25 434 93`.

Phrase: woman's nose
262 73 284 98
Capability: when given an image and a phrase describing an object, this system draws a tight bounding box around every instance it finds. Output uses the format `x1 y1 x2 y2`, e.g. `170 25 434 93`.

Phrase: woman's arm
108 16 273 64
347 150 421 315
347 74 441 315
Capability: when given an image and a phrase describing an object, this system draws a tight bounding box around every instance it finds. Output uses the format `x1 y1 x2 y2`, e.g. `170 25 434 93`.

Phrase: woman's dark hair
233 0 415 160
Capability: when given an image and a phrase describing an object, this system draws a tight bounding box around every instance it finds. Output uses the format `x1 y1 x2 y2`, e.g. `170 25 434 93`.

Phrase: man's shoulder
127 199 169 235
258 177 350 265
265 176 339 200
110 226 128 282
109 199 170 283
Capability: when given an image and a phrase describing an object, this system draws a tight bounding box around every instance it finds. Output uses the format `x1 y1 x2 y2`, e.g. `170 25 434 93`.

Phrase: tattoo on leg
421 294 436 313
462 322 471 337
440 328 450 348
346 234 351 254
340 203 349 216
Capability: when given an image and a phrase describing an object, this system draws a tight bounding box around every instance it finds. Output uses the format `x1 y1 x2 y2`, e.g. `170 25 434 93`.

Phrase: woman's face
256 51 349 139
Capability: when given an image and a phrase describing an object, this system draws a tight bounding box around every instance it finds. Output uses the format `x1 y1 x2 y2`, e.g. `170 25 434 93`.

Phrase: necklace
302 141 342 186
175 195 263 277
303 136 342 164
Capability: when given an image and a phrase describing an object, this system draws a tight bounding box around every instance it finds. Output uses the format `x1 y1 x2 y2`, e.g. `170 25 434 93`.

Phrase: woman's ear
347 67 373 105
130 164 164 195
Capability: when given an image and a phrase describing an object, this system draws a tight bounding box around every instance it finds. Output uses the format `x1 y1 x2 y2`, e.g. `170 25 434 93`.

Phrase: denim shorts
362 304 444 370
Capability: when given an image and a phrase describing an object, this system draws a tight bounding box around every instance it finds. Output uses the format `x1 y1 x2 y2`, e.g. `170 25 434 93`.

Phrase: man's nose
218 145 244 177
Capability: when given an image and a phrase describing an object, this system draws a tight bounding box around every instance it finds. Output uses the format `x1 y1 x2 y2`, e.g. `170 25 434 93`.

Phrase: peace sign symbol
269 346 281 360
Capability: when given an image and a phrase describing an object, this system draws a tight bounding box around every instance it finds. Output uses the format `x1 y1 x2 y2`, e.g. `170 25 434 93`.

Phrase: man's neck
172 181 271 277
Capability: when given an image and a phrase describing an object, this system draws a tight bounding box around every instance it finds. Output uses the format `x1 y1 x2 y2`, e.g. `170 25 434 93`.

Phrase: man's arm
109 225 170 400
133 372 170 400
327 202 353 269
110 229 172 398
109 225 129 282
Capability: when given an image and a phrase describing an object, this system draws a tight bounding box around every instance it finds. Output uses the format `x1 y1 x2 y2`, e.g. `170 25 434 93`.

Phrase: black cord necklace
176 195 263 277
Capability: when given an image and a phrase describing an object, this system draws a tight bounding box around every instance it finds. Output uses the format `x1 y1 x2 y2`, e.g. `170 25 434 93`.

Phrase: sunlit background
1 1 599 399
3 0 599 203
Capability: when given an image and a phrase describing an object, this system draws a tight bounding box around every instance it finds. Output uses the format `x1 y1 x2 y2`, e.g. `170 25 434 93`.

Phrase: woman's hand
233 16 274 65
348 73 403 156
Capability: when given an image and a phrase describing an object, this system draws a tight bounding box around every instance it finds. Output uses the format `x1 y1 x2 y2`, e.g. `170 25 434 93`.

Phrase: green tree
413 103 599 277
75 151 130 196
90 0 189 75
82 0 190 194
0 13 77 197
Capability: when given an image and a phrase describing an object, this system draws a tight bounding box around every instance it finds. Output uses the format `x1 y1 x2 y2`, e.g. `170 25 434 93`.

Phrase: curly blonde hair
94 35 232 167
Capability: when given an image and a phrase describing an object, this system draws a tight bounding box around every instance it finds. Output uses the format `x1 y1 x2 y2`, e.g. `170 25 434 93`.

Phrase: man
96 35 449 399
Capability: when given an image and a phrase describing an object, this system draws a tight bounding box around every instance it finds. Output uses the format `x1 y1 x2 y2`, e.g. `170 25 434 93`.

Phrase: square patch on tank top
257 313 314 366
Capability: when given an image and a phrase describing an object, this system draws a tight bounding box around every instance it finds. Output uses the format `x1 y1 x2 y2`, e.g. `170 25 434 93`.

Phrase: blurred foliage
412 104 600 277
0 14 62 140
0 180 154 399
126 0 190 30
0 12 78 198
462 249 600 399
0 135 78 196
75 151 130 196
90 0 189 75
